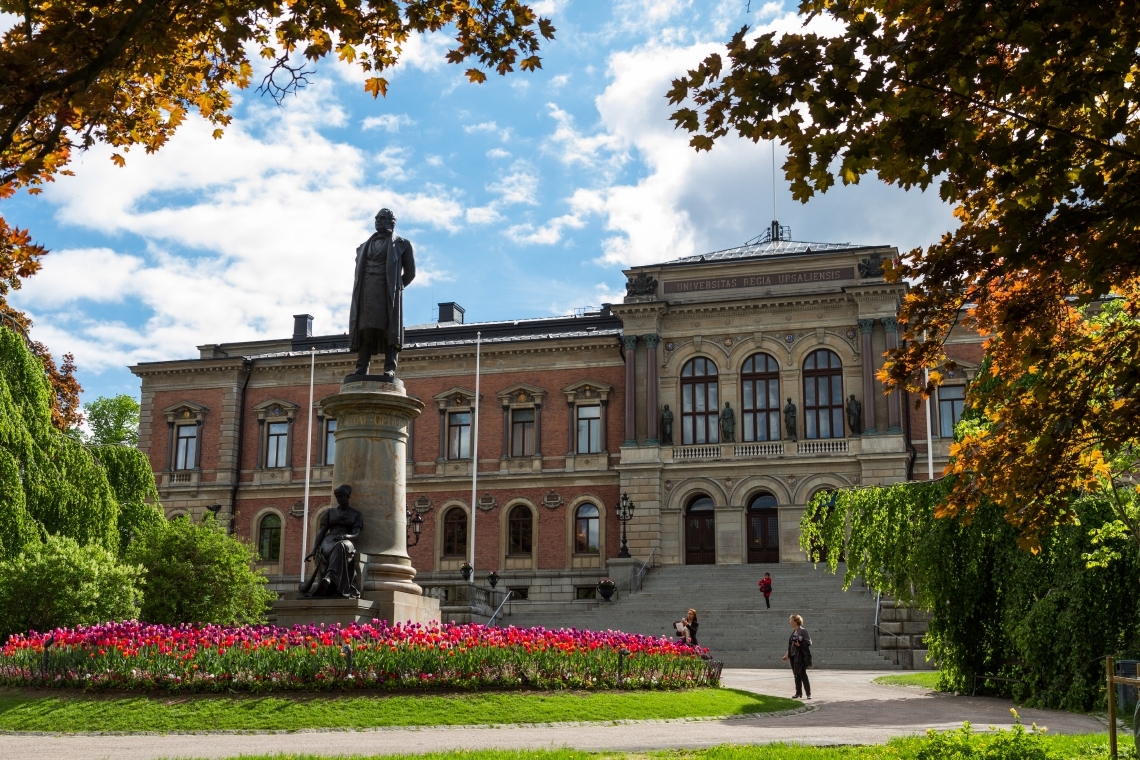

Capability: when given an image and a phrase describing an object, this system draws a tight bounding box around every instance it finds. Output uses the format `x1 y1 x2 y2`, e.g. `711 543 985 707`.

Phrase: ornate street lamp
616 493 635 558
406 508 424 547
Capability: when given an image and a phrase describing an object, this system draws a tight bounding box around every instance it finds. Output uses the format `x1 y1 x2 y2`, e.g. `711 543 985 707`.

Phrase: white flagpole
923 332 935 480
469 332 482 574
300 347 316 582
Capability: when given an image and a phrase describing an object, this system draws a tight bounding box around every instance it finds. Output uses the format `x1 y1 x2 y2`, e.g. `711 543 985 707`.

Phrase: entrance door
747 492 780 563
685 496 716 565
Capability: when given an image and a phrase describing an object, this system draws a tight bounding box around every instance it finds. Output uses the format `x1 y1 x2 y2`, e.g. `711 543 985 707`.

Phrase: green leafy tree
667 0 1140 548
0 325 162 560
83 394 139 446
127 515 275 625
0 534 143 640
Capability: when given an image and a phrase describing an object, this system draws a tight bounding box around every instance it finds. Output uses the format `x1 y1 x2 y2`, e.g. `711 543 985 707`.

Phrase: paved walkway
0 669 1105 760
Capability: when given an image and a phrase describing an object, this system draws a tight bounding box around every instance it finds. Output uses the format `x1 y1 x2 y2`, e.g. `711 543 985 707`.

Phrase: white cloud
362 114 414 132
13 82 477 372
463 121 511 141
506 213 584 245
545 104 626 171
487 161 540 206
486 148 511 159
549 74 570 88
466 205 505 225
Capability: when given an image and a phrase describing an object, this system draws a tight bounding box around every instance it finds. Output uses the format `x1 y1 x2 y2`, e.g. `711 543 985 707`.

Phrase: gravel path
0 669 1105 760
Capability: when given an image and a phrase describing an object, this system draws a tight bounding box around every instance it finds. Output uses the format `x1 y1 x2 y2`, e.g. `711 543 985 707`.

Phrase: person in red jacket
759 572 773 609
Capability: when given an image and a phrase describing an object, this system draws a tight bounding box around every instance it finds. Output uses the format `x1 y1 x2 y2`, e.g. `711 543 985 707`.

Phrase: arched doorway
746 492 780 563
685 495 716 565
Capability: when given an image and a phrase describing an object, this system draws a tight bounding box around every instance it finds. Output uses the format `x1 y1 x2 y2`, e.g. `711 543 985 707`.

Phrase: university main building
132 232 983 605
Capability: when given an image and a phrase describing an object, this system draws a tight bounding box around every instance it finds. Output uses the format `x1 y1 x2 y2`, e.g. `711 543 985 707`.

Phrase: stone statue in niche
846 395 863 435
348 208 416 383
301 484 364 598
660 404 674 445
783 398 798 442
719 402 736 442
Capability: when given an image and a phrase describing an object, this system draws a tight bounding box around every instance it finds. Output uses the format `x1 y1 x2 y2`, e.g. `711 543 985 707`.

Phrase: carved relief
542 490 564 510
477 493 497 512
413 495 434 514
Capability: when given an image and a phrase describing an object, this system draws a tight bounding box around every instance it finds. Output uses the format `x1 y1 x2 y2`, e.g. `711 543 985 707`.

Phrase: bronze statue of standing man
348 208 416 383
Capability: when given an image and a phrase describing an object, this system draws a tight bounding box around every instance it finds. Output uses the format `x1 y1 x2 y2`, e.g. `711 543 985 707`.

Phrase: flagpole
300 347 316 582
923 332 935 480
469 332 481 574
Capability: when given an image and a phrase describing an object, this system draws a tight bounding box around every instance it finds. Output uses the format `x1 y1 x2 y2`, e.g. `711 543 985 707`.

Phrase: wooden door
685 512 716 565
747 508 780 563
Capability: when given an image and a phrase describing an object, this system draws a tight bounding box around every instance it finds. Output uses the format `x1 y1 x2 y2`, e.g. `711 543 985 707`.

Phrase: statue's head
663 404 670 410
374 208 396 234
334 484 352 506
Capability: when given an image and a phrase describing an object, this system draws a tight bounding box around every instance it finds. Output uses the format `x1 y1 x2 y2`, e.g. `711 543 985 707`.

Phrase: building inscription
663 266 856 294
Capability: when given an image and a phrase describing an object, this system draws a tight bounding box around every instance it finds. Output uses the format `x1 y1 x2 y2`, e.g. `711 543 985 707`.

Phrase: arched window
574 503 600 554
803 349 844 439
258 514 281 561
508 505 533 555
443 507 468 557
741 353 780 441
681 357 719 445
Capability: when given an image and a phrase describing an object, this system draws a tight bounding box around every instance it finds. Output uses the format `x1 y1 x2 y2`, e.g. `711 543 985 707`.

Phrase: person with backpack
758 572 773 609
780 613 812 699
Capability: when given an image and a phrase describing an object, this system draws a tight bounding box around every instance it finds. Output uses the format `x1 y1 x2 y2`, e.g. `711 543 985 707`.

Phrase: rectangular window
510 408 535 457
448 412 472 459
324 419 337 465
575 586 597 600
577 405 601 453
939 386 967 438
266 422 289 468
507 586 529 600
174 425 197 470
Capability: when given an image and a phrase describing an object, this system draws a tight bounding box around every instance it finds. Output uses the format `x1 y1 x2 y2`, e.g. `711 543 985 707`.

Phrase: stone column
599 399 609 454
437 408 446 462
501 405 510 459
321 380 425 595
622 334 639 445
194 420 204 469
883 317 902 433
165 420 175 471
643 334 660 444
534 402 543 456
858 318 878 435
566 400 576 455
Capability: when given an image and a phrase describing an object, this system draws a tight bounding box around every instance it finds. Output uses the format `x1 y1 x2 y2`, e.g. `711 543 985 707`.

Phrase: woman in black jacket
781 613 811 699
683 608 699 646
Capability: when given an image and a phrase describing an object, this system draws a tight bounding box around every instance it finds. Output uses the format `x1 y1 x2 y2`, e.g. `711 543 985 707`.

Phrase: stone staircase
498 563 900 669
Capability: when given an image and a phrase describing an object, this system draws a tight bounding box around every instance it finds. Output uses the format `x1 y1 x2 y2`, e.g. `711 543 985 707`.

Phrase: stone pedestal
273 379 440 627
322 379 424 595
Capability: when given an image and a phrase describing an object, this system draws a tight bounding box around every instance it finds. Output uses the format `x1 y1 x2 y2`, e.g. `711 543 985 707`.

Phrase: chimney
438 302 465 324
293 314 313 339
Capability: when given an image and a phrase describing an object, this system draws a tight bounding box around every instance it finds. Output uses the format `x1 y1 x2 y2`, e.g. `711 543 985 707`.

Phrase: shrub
0 535 143 640
126 516 275 625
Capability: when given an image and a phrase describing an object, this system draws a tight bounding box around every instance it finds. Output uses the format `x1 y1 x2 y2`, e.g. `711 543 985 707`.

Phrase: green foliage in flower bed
0 687 794 732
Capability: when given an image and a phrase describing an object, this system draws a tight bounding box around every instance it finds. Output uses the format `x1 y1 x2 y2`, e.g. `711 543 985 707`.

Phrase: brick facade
132 239 985 601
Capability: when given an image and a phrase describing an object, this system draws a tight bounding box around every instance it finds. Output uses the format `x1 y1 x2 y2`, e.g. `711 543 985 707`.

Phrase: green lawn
0 687 799 733
167 734 1120 760
872 672 943 691
196 734 1121 760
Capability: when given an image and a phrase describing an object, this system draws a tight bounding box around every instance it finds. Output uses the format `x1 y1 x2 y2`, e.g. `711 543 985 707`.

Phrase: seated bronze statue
301 484 364 598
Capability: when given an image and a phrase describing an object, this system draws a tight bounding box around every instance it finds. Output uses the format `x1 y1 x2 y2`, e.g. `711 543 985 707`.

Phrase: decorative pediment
562 379 613 404
162 401 209 423
939 357 981 381
252 398 300 420
433 387 479 410
496 382 547 407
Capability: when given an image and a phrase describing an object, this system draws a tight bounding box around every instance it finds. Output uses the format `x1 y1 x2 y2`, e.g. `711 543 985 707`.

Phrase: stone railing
171 472 193 484
672 445 721 460
796 439 849 455
733 442 785 457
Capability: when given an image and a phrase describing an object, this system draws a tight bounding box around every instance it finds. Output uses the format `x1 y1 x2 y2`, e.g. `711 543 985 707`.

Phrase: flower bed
1 621 715 692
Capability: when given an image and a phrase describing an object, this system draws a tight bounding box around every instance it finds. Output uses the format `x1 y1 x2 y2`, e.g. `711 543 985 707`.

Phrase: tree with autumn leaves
668 0 1140 552
0 0 554 429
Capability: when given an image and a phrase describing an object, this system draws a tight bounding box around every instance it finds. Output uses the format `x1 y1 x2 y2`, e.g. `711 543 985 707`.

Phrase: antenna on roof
744 140 791 245
772 140 777 223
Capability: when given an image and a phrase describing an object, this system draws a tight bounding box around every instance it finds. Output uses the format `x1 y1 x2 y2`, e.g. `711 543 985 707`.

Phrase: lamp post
616 492 635 558
406 509 424 547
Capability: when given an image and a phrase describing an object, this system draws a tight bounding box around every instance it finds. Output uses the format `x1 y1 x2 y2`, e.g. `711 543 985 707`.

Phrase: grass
872 672 943 691
0 687 799 733
157 734 1121 759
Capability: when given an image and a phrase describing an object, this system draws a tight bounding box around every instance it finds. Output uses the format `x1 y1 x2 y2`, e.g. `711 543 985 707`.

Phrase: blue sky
6 0 955 404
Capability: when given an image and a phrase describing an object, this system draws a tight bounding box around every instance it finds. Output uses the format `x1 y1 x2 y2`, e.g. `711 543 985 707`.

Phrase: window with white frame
939 386 966 437
448 412 472 459
174 424 198 470
576 405 601 453
324 418 337 465
510 408 536 457
266 422 289 468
